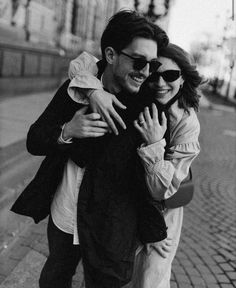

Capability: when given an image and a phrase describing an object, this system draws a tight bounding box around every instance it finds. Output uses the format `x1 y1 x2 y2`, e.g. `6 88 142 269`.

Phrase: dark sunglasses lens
162 71 181 82
133 59 161 72
149 61 161 73
133 59 146 70
148 70 181 83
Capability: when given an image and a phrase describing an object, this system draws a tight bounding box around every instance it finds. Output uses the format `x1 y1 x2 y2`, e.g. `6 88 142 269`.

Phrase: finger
110 108 127 130
144 106 152 123
87 127 109 133
134 120 143 131
88 120 109 128
152 103 158 121
86 113 101 120
103 113 119 135
85 132 107 138
164 238 173 246
162 245 172 253
152 246 168 258
76 106 88 115
138 112 145 124
112 96 127 110
161 111 167 127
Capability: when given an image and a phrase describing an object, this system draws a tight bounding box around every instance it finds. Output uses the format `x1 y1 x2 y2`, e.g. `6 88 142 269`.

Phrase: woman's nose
157 75 166 85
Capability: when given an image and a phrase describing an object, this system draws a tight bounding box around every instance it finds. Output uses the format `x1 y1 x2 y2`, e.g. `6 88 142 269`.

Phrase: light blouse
58 52 200 288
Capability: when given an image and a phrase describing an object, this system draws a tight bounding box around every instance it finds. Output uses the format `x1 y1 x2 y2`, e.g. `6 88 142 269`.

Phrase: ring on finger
139 120 145 125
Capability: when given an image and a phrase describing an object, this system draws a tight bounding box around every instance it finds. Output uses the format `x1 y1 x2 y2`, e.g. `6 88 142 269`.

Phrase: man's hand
89 90 127 135
134 103 167 145
146 237 173 258
63 106 109 139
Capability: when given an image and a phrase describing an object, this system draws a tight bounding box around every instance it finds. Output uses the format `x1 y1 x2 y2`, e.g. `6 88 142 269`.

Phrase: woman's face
148 56 184 104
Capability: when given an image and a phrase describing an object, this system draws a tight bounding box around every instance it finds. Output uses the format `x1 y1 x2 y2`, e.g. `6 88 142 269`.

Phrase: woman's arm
67 52 127 135
135 107 200 201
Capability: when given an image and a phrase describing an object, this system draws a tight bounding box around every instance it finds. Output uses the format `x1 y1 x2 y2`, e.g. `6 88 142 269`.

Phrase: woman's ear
104 47 117 64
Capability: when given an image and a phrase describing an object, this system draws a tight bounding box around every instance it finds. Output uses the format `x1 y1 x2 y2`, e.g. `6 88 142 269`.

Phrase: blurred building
0 0 173 96
190 10 236 104
133 0 174 31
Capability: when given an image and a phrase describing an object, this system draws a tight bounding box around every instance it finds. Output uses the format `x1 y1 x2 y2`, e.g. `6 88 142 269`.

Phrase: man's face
111 37 158 94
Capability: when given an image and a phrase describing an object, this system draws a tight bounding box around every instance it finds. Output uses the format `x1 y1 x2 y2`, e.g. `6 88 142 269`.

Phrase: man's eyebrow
131 53 158 60
131 53 147 58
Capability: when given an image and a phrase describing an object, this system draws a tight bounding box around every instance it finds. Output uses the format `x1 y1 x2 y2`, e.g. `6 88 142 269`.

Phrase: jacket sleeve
26 80 81 156
67 51 103 104
137 110 200 201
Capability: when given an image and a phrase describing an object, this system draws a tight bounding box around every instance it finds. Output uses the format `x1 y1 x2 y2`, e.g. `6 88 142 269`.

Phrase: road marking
223 130 236 137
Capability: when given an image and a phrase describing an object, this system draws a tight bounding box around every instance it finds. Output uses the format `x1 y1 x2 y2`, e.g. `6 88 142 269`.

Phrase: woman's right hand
146 237 173 258
89 89 127 135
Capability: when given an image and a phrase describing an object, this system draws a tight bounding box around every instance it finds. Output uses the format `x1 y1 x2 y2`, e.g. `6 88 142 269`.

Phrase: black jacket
11 79 167 287
11 79 81 222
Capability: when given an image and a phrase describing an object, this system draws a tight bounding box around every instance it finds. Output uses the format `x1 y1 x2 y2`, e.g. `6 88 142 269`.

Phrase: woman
67 43 202 287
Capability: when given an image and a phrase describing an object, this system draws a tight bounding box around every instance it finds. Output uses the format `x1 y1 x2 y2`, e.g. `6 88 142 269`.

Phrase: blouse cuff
58 124 73 144
137 139 166 165
67 73 103 104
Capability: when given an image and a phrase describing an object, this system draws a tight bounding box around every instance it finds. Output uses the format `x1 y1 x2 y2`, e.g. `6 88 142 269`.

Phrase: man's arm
26 80 108 156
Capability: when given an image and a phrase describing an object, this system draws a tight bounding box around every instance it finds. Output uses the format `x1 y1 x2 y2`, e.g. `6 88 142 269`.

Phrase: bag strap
159 168 194 210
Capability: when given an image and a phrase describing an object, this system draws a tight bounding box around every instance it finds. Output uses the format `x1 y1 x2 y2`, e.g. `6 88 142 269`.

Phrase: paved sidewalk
0 91 54 148
0 91 235 287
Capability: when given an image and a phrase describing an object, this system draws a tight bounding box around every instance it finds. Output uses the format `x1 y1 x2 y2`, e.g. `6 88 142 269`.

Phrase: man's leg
39 216 81 288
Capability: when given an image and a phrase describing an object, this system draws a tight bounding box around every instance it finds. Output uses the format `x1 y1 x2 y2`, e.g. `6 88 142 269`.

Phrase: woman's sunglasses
148 70 182 82
120 51 161 73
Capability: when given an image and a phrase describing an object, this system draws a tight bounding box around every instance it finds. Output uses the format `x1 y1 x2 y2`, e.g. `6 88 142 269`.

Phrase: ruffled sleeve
137 108 200 201
67 52 103 104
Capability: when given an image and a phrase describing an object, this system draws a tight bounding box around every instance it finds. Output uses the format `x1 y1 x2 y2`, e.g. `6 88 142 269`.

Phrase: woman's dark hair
159 43 203 112
100 10 169 60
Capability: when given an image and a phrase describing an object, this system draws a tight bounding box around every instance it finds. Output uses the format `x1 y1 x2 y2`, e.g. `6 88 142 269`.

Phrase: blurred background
0 1 235 288
0 0 235 101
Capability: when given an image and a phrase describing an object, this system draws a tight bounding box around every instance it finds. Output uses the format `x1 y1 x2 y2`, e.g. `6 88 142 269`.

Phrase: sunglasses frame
148 70 182 83
120 51 161 73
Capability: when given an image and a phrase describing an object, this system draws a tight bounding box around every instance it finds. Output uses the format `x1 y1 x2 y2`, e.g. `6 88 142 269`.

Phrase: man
11 10 168 288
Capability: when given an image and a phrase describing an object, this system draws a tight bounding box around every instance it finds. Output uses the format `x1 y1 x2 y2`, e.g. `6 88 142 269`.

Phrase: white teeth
132 76 143 83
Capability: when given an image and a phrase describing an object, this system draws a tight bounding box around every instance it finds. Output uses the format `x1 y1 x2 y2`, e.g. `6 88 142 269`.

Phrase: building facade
0 0 173 96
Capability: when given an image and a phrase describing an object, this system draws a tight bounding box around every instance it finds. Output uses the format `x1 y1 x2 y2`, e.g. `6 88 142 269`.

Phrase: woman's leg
39 216 81 288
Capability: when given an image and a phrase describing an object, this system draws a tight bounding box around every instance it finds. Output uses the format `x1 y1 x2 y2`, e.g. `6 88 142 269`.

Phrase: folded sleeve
137 110 200 201
67 52 103 104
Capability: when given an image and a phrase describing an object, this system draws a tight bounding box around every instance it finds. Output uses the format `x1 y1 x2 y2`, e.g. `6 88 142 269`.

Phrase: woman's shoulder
170 105 200 145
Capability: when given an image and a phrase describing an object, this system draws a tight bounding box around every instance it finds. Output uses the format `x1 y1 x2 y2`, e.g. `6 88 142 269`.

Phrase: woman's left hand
134 103 167 145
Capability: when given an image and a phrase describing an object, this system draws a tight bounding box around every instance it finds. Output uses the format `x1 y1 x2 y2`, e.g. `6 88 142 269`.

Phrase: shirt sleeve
67 51 103 104
137 110 200 201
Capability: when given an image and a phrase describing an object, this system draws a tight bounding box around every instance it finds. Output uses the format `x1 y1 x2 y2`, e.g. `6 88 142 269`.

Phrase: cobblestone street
0 98 235 288
171 107 236 287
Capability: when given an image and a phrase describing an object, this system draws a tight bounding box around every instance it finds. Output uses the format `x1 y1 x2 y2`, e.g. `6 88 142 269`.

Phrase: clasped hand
63 106 109 139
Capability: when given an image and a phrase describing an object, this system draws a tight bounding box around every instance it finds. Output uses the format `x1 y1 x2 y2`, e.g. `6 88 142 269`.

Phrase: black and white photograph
0 1 235 287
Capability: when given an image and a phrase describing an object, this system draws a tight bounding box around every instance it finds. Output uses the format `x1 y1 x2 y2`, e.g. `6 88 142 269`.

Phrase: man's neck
102 68 121 94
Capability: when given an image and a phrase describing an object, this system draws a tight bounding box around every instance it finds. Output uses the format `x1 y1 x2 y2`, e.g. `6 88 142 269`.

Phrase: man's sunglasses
148 70 182 82
120 51 161 73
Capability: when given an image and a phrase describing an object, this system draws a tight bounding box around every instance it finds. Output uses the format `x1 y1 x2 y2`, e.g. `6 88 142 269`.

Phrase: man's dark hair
100 10 169 61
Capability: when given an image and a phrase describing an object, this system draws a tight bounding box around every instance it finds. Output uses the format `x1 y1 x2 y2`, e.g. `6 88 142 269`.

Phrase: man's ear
104 47 117 64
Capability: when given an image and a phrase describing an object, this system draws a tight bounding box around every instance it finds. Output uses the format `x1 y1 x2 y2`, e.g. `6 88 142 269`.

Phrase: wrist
87 89 96 99
62 123 73 140
145 137 163 146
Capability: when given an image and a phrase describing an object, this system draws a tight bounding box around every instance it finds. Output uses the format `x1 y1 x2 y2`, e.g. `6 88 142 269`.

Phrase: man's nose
140 63 151 78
